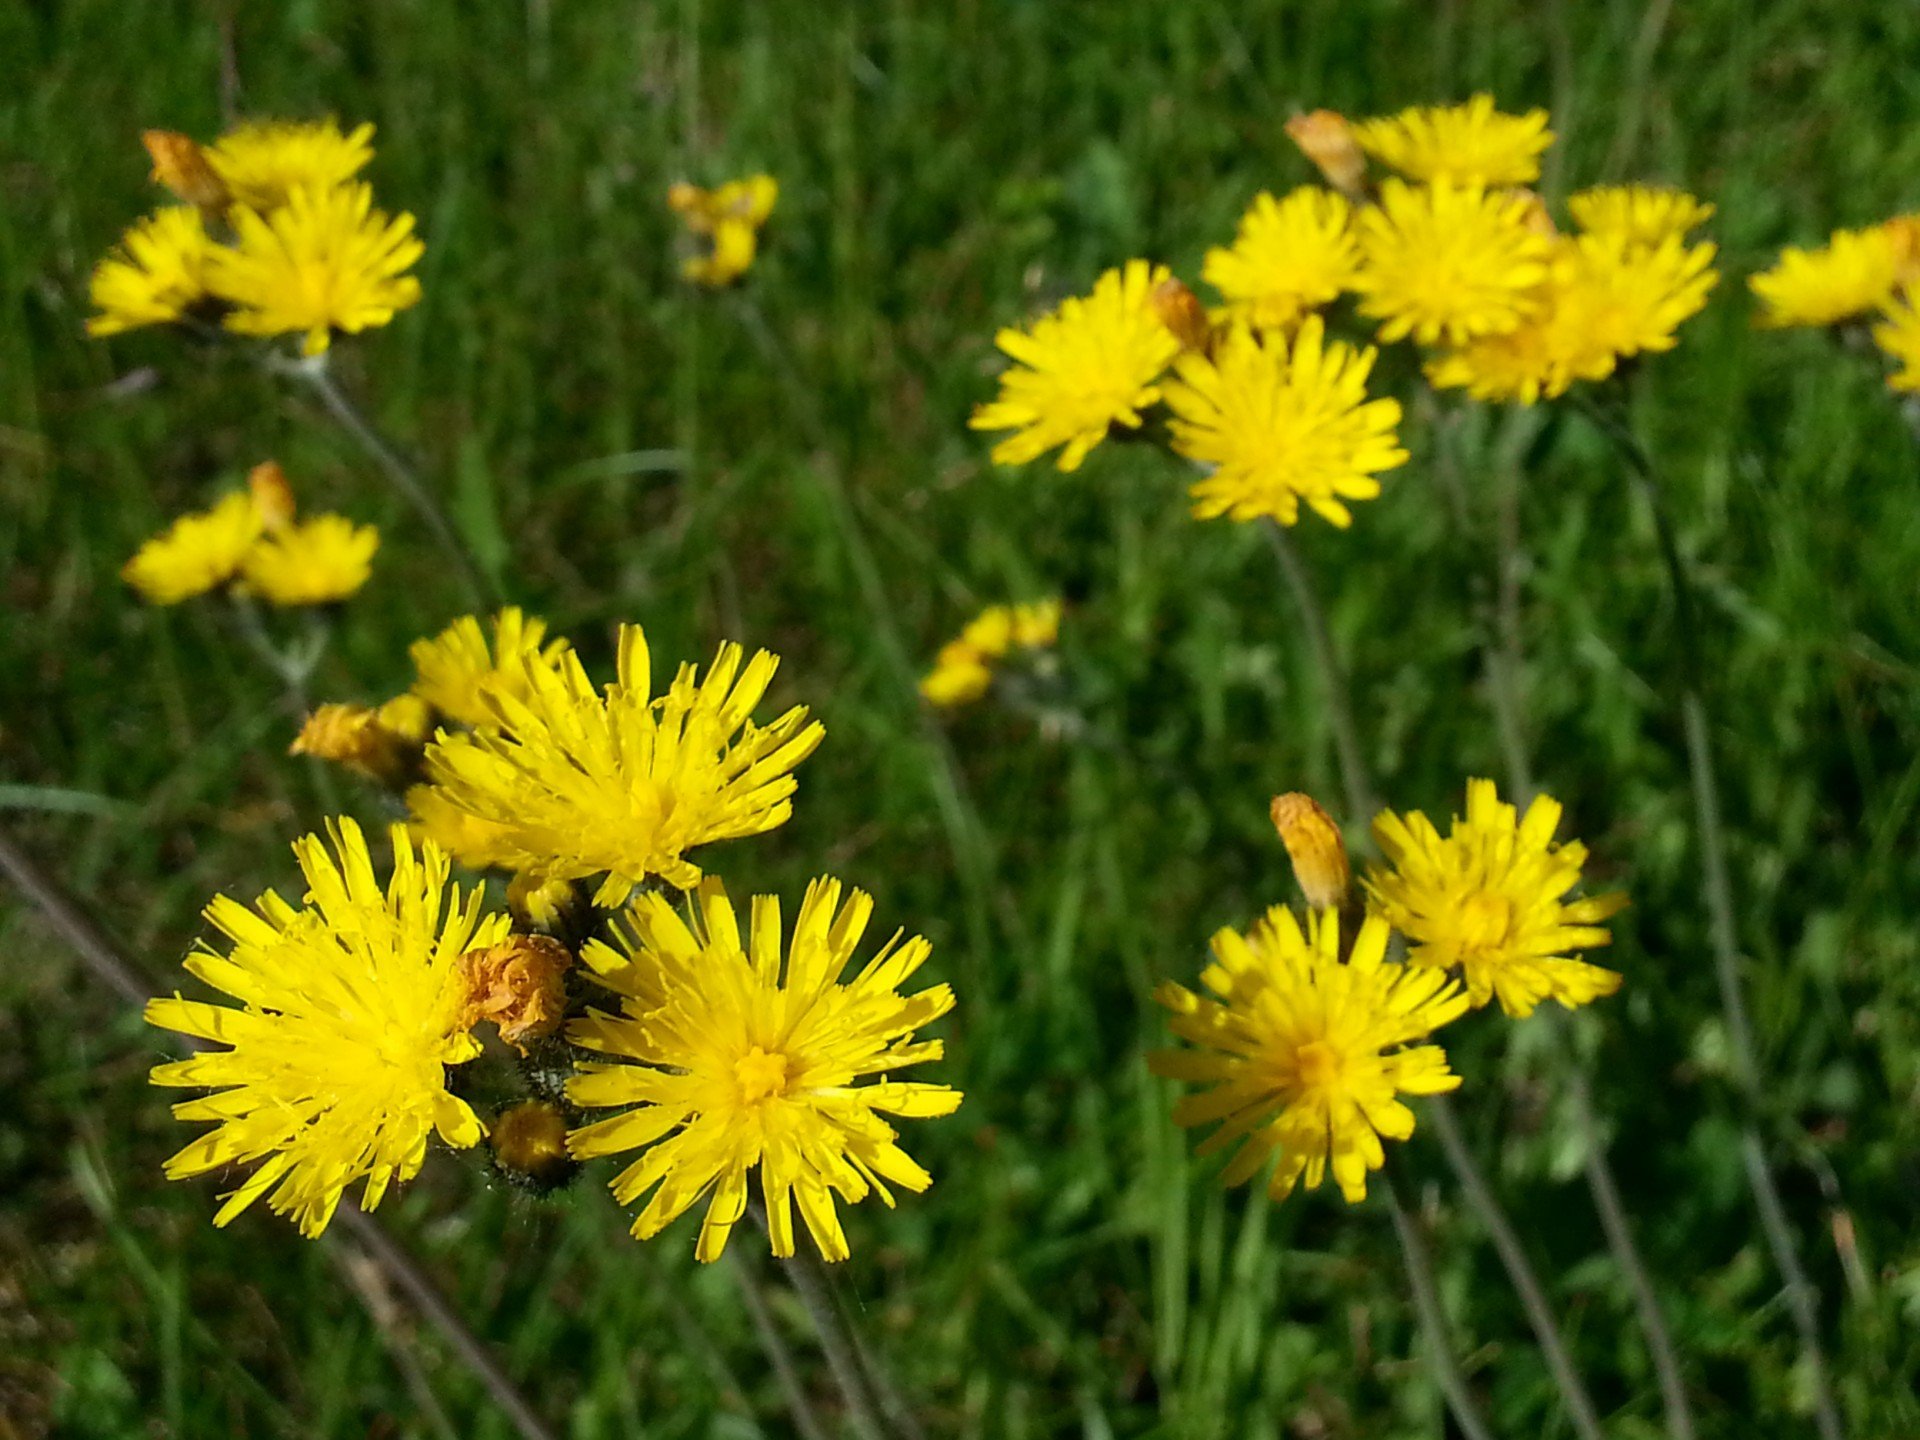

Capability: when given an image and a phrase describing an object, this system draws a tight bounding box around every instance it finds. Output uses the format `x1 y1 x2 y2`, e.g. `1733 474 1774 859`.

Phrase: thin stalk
1261 519 1381 824
1574 393 1844 1439
284 354 499 611
728 1252 831 1440
227 596 342 814
1381 1163 1497 1440
0 823 557 1440
1429 1097 1607 1440
779 1250 894 1440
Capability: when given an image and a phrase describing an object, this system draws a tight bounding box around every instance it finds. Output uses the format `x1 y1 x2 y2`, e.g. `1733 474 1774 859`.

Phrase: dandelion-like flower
1353 94 1553 187
207 182 422 355
1152 907 1467 1203
1873 284 1920 392
919 599 1062 708
122 491 263 604
970 260 1183 472
1353 179 1552 346
1568 185 1715 249
240 514 379 606
87 208 214 337
1368 778 1628 1018
203 118 376 212
568 876 961 1262
1750 226 1904 329
1203 187 1359 331
1163 318 1407 528
144 819 510 1237
668 174 778 286
403 784 518 871
423 625 824 902
409 608 573 729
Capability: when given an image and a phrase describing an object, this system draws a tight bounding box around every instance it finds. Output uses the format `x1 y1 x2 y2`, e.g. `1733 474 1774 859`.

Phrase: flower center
1294 1039 1343 1090
1456 890 1514 953
733 1046 791 1105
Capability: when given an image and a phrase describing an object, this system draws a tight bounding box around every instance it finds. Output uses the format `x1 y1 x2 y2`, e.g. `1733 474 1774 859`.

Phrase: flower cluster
89 120 421 355
122 460 377 607
919 598 1062 707
668 174 778 286
1749 214 1920 392
1154 781 1624 1204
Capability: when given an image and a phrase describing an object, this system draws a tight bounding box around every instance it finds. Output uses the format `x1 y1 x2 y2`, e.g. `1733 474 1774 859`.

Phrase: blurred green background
4 1 1920 1435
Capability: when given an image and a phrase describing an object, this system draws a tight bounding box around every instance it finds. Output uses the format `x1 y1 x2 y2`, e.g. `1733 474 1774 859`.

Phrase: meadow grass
3 1 1920 1435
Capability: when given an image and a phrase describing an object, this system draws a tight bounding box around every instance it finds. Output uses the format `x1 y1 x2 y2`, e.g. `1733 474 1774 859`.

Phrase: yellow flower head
1367 778 1628 1018
142 131 228 211
404 783 519 872
240 514 378 606
409 608 574 729
1354 179 1552 346
144 818 510 1237
1873 284 1920 392
422 626 825 903
1354 94 1553 187
970 260 1183 472
203 118 376 212
668 175 778 286
87 207 214 337
568 876 961 1262
1164 317 1408 529
919 600 1062 709
1151 907 1467 1204
1203 187 1359 331
1568 185 1715 250
1285 110 1367 197
1750 226 1903 329
208 182 423 355
122 491 263 605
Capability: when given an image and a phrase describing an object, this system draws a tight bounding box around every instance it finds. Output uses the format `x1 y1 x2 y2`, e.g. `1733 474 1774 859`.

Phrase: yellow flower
87 207 214 337
1353 94 1553 187
1353 179 1552 346
1577 230 1718 359
1750 226 1903 329
919 600 1062 709
568 876 961 1262
207 182 423 355
1568 185 1715 249
203 118 376 212
422 626 824 903
1151 907 1467 1204
918 656 994 708
121 491 262 604
1367 778 1628 1018
1164 317 1408 528
1203 187 1359 331
970 260 1183 472
409 608 573 729
144 818 509 1237
668 175 778 286
1873 284 1920 392
240 514 378 606
404 784 518 871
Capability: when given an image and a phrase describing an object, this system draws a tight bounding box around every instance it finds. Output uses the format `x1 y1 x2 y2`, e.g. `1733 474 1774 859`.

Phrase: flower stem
728 1251 832 1440
0 824 556 1440
778 1249 896 1440
1381 1161 1496 1440
1575 392 1846 1440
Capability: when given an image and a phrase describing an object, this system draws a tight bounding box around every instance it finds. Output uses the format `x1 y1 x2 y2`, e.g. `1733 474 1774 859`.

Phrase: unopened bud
488 1100 577 1192
1151 277 1213 354
142 130 228 211
1882 215 1920 283
1270 792 1351 910
1285 111 1367 198
457 935 572 1051
247 460 297 532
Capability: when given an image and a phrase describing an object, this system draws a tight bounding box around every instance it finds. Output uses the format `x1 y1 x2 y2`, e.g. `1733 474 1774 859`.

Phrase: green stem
728 1251 832 1440
1381 1162 1497 1440
779 1249 895 1440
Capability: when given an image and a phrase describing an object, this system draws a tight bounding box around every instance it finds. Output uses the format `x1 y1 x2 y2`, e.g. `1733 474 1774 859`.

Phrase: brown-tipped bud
1882 215 1920 283
1285 110 1367 198
1151 277 1213 354
1513 189 1559 239
457 935 572 1052
1271 792 1351 910
142 130 228 211
247 460 297 532
292 703 418 787
488 1101 577 1191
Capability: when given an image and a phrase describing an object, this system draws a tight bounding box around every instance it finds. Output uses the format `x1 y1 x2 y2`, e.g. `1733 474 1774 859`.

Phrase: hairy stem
729 1251 831 1440
1382 1163 1497 1440
779 1249 895 1440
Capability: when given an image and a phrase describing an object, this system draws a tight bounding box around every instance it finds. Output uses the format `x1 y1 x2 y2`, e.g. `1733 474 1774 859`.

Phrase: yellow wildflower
404 784 518 872
240 514 378 606
568 876 961 1262
1164 317 1408 529
668 175 778 286
1750 226 1903 329
87 207 214 337
203 118 376 212
1203 187 1359 331
1568 185 1715 249
919 600 1062 709
422 626 824 903
208 182 423 355
1873 284 1920 392
970 260 1183 472
409 608 573 729
121 491 262 605
1152 907 1467 1204
1353 94 1553 187
1353 179 1552 346
1368 778 1628 1018
144 818 509 1237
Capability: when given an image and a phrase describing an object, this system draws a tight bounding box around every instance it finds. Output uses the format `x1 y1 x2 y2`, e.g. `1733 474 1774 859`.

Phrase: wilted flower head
1270 793 1351 910
143 130 228 211
1285 110 1367 197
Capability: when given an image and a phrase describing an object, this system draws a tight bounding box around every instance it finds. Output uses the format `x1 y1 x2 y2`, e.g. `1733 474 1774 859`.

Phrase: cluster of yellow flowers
918 598 1062 707
153 609 962 1262
1750 214 1920 391
1155 784 1624 1203
121 460 377 607
668 174 779 286
88 120 422 355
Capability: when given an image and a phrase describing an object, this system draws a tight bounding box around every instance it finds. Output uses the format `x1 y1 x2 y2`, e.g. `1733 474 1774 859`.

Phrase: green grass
4 1 1920 1435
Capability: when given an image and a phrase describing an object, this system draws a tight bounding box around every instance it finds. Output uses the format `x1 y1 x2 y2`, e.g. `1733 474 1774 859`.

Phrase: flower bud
1270 792 1351 910
1151 277 1214 354
247 460 297 533
1285 111 1367 198
488 1100 578 1192
142 130 228 212
292 703 419 787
